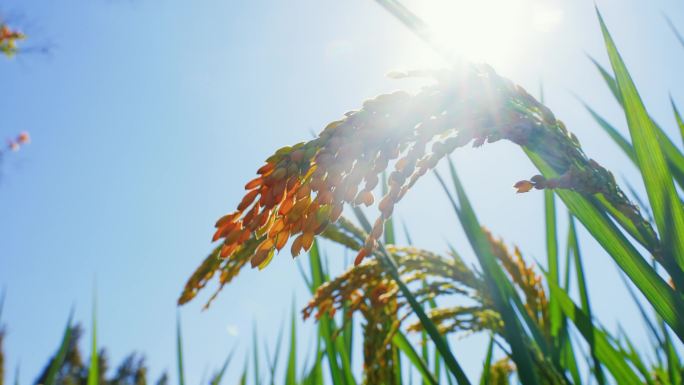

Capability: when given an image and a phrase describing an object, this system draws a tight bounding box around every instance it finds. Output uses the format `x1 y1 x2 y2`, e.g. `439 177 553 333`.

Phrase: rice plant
178 3 684 385
1 1 683 385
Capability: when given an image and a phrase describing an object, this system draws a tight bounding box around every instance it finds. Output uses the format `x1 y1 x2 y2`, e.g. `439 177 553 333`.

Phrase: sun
409 0 563 68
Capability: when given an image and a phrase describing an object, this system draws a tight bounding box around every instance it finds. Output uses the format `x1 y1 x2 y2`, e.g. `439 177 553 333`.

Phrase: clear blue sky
1 0 683 383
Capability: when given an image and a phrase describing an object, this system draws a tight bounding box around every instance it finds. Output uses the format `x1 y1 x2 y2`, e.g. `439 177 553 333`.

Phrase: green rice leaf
302 343 324 385
434 162 542 385
393 343 403 385
525 149 684 342
547 279 644 385
665 15 684 50
437 164 548 355
392 332 438 385
617 272 663 349
616 334 656 385
239 359 248 385
253 323 261 385
670 95 684 147
44 312 74 385
210 346 237 385
176 313 185 385
598 8 684 282
581 101 636 164
308 241 355 385
545 190 562 343
560 334 582 385
568 216 606 385
590 55 684 190
590 56 684 191
352 207 472 385
333 330 355 385
662 323 682 385
285 307 296 385
478 337 494 385
265 320 284 385
87 293 98 385
588 56 621 103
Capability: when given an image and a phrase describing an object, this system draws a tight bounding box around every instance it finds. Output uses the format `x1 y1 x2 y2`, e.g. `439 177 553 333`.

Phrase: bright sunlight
411 0 563 66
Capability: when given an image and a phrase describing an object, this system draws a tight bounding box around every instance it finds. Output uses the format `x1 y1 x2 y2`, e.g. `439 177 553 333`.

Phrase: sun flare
410 0 563 67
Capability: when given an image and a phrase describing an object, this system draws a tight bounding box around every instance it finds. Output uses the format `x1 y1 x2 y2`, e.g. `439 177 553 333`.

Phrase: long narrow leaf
239 359 248 385
598 9 684 283
44 312 74 385
545 190 562 343
265 320 285 385
392 332 438 385
435 163 543 385
547 279 644 385
176 313 185 385
568 216 606 385
308 242 353 385
670 95 684 147
87 294 98 385
581 101 636 164
525 149 684 342
589 56 684 191
665 14 684 50
285 307 296 385
662 322 682 385
253 323 261 385
210 347 237 385
352 207 472 385
617 271 663 348
478 337 495 385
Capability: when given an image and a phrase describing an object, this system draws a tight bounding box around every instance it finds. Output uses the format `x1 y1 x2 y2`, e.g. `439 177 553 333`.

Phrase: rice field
1 1 683 384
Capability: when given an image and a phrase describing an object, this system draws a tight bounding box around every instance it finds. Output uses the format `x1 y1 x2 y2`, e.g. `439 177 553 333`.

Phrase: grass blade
568 216 606 384
265 320 285 385
615 333 656 385
239 358 248 385
285 307 296 385
589 56 684 190
598 8 684 283
478 337 494 385
670 95 684 147
665 14 684 50
392 332 438 385
401 221 413 246
525 148 684 342
545 191 562 343
433 163 544 385
588 56 621 103
87 293 98 385
352 207 472 385
210 347 237 385
617 271 663 349
253 323 261 385
44 312 74 385
393 344 403 385
176 312 185 385
580 101 636 164
662 323 682 385
547 279 644 385
308 241 355 385
560 334 582 385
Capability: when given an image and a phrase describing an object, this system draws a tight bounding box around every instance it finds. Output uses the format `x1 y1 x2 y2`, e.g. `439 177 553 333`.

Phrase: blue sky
1 0 683 383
